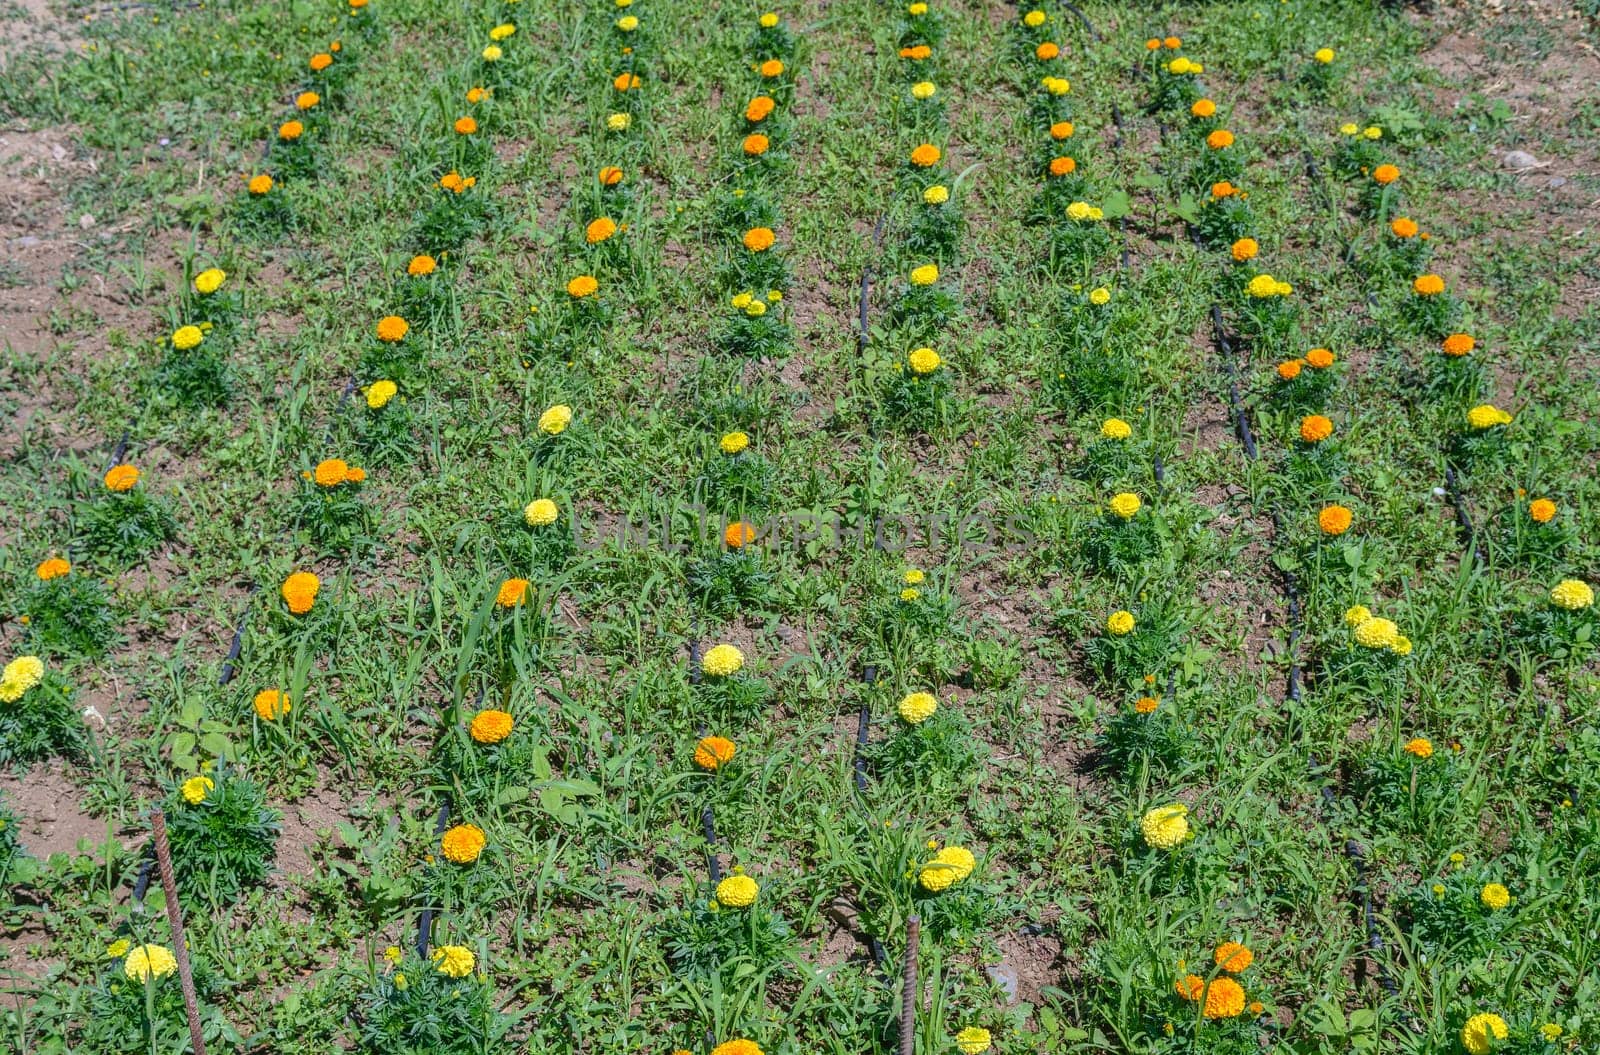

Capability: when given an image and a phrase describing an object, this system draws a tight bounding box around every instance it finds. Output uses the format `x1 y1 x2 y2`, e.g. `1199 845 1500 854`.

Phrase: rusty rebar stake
898 915 920 1055
151 809 209 1055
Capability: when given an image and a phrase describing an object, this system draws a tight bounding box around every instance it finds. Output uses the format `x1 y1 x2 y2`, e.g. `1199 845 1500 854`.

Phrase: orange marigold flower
1035 41 1060 60
1206 129 1234 150
1191 98 1216 118
310 52 333 71
278 120 304 141
724 521 756 548
467 86 490 104
469 708 514 744
613 72 640 91
1441 333 1474 357
295 91 320 110
313 458 349 487
454 116 478 135
743 226 776 251
36 557 71 581
104 464 140 492
282 571 320 615
758 58 783 77
1277 359 1303 380
496 578 530 608
1413 273 1445 296
247 174 274 195
598 165 624 186
1145 38 1160 50
910 143 941 167
1134 696 1159 714
440 823 487 864
1215 942 1254 973
1163 35 1180 49
1177 975 1246 1019
742 133 769 156
1299 415 1334 443
1230 237 1258 262
408 254 437 276
1529 498 1556 523
344 466 366 484
746 95 775 122
900 44 932 60
586 217 618 244
1318 505 1353 535
1373 164 1399 185
1048 155 1076 177
1403 737 1434 759
253 689 290 721
375 315 410 342
694 735 737 770
567 274 599 298
1211 181 1237 199
1049 121 1074 140
1304 347 1335 369
1390 216 1419 238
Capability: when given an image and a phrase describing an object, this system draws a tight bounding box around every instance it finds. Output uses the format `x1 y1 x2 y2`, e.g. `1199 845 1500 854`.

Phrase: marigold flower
278 119 303 141
1134 696 1159 714
1049 121 1074 140
1465 404 1511 430
1108 492 1141 520
742 226 776 252
1372 164 1400 185
1164 35 1181 48
375 315 409 342
469 708 513 744
1206 129 1234 149
711 1040 762 1055
1314 47 1335 63
1412 273 1445 296
441 824 487 864
1246 273 1290 298
282 571 320 615
1277 359 1304 381
921 184 950 206
482 44 503 61
1230 237 1258 262
694 735 736 770
192 267 226 295
702 643 744 677
598 166 624 186
613 72 640 91
1460 1013 1508 1055
496 578 530 608
1550 579 1594 610
247 174 274 195
716 520 754 550
585 217 618 245
567 274 600 299
1318 505 1352 535
35 557 70 581
1353 617 1398 649
172 324 204 350
1344 605 1371 628
1041 75 1070 94
615 14 638 30
606 112 630 131
1214 942 1253 973
1304 347 1334 369
898 692 938 724
539 404 573 434
908 346 941 374
910 143 941 167
1107 610 1135 635
1211 180 1237 198
1048 155 1076 177
180 775 213 805
103 462 140 492
1441 333 1474 357
310 52 332 71
1403 737 1433 759
1177 975 1245 1018
295 91 320 110
909 263 939 286
313 458 349 487
432 945 474 978
901 44 932 60
911 81 936 100
954 1026 991 1055
1390 216 1418 238
467 86 490 104
1528 498 1556 523
745 95 775 122
124 944 178 982
407 254 437 276
1191 98 1216 118
716 873 758 907
1089 286 1111 304
742 133 770 156
453 115 478 135
1035 42 1059 60
759 58 784 77
1479 882 1510 910
1299 415 1334 443
366 379 398 409
716 430 751 456
0 656 45 702
521 498 558 528
1100 418 1131 440
253 689 290 721
761 10 781 25
1141 803 1189 849
1024 10 1046 27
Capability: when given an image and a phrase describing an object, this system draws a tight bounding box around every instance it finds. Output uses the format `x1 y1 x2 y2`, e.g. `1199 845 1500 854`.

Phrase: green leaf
1100 189 1131 219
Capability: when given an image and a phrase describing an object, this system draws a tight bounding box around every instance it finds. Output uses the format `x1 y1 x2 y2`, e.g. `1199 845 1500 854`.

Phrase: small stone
78 213 95 229
15 235 41 248
1549 176 1567 188
987 962 1019 1002
1501 149 1545 171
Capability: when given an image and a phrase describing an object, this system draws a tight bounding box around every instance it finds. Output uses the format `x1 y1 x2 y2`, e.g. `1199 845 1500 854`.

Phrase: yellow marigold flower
908 346 941 374
904 568 925 585
407 254 436 276
1305 347 1335 369
1460 1013 1508 1055
180 775 213 805
253 689 290 721
1529 498 1556 523
711 1040 762 1055
1108 492 1141 520
909 143 941 168
606 112 631 131
1041 75 1070 95
910 263 939 286
1314 47 1335 63
716 873 758 908
1107 610 1135 635
1373 164 1399 185
1340 122 1360 135
36 557 71 580
1480 882 1510 910
432 945 475 978
743 226 775 252
523 499 559 527
1353 617 1398 649
1404 737 1433 759
124 944 178 982
1391 636 1412 656
743 133 770 156
1100 418 1131 440
1363 125 1382 140
1066 201 1092 221
480 44 503 61
759 11 779 26
282 571 320 615
586 217 618 244
496 578 530 608
193 267 226 294
1318 505 1352 535
702 643 744 677
955 1026 992 1055
0 656 45 702
900 587 920 602
172 324 204 350
694 735 736 770
719 431 750 455
1551 579 1594 610
1541 1024 1563 1042
898 692 938 724
1050 120 1074 139
1412 273 1445 296
1299 414 1333 443
745 299 767 317
1023 9 1045 26
1191 98 1215 118
615 14 638 30
375 315 409 342
469 708 513 744
923 184 949 204
1141 803 1189 849
1466 404 1511 430
295 90 320 110
366 379 398 409
1344 605 1371 628
1230 237 1258 262
911 80 936 100
1214 941 1253 972
539 404 573 435
106 938 131 958
1246 274 1284 298
441 823 487 864
1089 286 1111 305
